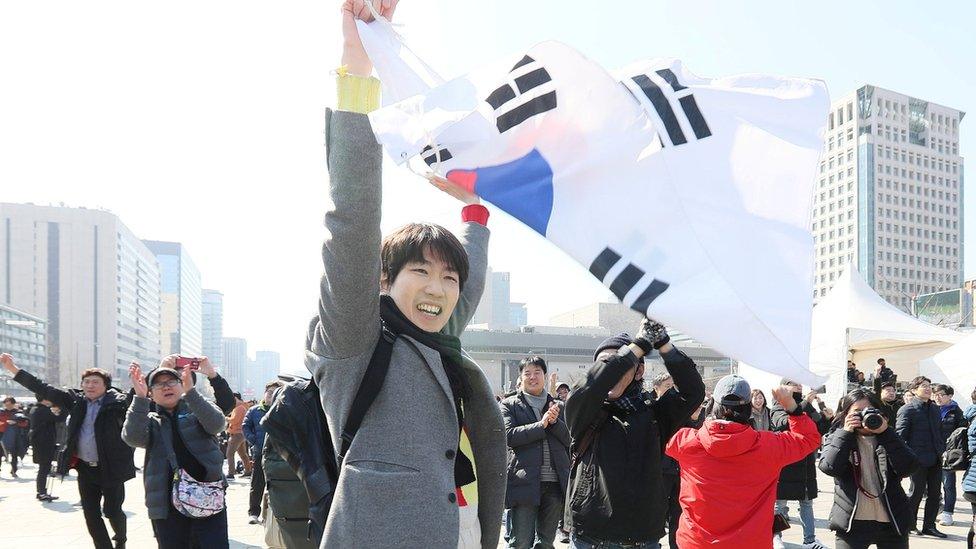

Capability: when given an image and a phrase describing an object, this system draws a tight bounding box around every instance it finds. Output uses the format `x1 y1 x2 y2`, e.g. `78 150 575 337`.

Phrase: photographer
122 359 229 548
665 378 822 547
564 318 705 547
819 388 919 549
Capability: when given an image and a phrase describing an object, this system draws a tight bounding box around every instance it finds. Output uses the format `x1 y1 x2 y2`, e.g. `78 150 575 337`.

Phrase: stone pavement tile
0 457 265 548
3 457 973 548
498 470 973 548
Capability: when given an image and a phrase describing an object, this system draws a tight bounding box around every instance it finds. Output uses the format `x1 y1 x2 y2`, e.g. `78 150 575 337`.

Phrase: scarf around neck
605 381 653 415
379 294 475 488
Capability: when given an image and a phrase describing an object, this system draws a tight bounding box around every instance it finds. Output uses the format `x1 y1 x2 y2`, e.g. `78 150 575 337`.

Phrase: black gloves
632 317 670 354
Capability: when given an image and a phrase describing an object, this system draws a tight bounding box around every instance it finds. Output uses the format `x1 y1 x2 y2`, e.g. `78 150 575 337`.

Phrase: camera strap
851 448 880 499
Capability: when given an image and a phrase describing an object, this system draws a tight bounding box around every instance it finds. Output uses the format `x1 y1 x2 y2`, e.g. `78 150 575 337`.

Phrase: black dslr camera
855 407 885 430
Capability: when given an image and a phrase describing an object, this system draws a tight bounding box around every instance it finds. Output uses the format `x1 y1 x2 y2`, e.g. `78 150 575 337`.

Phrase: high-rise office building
221 336 247 392
0 203 162 386
0 304 47 395
471 268 527 328
813 85 964 311
252 350 281 388
201 289 223 368
143 241 202 358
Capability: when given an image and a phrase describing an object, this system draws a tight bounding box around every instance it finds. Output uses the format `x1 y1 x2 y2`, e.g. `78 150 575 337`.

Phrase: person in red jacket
666 375 822 548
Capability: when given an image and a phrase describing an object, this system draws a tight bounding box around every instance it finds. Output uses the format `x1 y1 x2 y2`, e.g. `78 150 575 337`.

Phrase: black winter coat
29 404 64 463
565 347 705 544
262 376 331 546
939 402 968 442
501 391 571 508
818 427 919 536
895 398 944 467
14 369 136 484
770 399 830 500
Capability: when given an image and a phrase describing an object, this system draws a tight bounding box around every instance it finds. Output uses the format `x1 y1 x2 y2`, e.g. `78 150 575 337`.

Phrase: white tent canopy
809 267 964 408
919 330 976 409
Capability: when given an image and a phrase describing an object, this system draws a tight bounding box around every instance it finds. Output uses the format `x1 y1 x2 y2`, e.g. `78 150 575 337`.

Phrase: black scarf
379 295 475 489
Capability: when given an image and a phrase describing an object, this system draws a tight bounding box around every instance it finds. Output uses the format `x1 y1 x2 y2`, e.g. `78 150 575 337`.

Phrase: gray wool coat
306 109 507 549
121 389 227 520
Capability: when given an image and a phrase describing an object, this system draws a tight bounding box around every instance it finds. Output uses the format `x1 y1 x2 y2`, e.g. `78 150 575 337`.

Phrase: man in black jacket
874 379 902 426
501 356 571 549
2 353 133 549
564 318 705 547
895 375 948 538
771 379 831 549
29 397 65 501
873 358 896 385
932 383 968 527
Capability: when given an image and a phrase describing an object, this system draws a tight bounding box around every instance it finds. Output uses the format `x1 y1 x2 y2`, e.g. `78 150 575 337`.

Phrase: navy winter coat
500 391 571 508
895 398 944 468
961 406 976 494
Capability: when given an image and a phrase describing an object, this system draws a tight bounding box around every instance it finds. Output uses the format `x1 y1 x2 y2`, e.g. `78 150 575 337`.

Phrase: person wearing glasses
123 359 229 548
1 352 135 549
895 376 948 538
932 384 969 527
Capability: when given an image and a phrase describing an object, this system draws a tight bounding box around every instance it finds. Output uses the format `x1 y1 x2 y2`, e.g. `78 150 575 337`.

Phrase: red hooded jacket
665 411 821 548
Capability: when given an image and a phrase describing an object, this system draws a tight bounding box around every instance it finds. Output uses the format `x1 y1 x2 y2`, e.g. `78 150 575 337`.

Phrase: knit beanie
594 332 640 361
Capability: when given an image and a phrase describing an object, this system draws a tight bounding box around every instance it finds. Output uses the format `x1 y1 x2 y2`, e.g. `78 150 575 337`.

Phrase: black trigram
421 145 453 166
485 55 557 134
589 247 670 313
623 68 711 147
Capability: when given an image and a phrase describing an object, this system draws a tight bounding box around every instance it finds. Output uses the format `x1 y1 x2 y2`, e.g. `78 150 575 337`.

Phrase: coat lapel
401 335 455 406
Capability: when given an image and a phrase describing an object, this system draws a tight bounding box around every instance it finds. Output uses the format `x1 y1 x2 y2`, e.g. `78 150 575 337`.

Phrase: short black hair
2 396 15 404
932 384 954 396
877 358 885 364
715 402 752 425
907 376 931 392
381 223 469 291
833 388 885 431
518 356 547 375
880 380 897 390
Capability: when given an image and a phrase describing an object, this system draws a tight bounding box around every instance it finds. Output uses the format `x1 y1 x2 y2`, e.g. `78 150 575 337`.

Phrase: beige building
0 203 162 387
813 85 964 310
550 302 644 335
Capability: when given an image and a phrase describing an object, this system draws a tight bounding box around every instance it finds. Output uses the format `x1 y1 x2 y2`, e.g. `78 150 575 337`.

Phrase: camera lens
862 410 883 430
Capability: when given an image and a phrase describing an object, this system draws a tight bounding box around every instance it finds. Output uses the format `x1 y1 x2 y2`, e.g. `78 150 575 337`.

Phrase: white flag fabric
360 25 829 386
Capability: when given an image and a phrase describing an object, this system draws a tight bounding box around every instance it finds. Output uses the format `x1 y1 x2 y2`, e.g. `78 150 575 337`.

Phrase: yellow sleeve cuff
336 70 381 114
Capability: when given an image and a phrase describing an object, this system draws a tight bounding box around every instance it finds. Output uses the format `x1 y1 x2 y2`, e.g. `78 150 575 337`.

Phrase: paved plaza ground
0 452 971 548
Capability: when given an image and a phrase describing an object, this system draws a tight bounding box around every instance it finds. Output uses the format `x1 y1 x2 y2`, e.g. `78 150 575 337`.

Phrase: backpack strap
570 409 609 470
337 324 397 463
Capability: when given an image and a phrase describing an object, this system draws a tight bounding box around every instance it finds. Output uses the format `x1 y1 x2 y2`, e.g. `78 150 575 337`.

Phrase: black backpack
262 327 396 542
942 426 971 471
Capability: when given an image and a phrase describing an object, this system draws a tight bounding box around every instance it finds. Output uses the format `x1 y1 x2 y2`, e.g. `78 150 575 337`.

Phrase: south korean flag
363 31 829 386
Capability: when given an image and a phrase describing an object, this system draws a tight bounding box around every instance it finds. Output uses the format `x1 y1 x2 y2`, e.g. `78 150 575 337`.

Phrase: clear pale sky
1 1 971 374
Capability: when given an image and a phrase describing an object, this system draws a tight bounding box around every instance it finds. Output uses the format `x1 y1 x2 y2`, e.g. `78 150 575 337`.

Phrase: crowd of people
1 2 975 548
